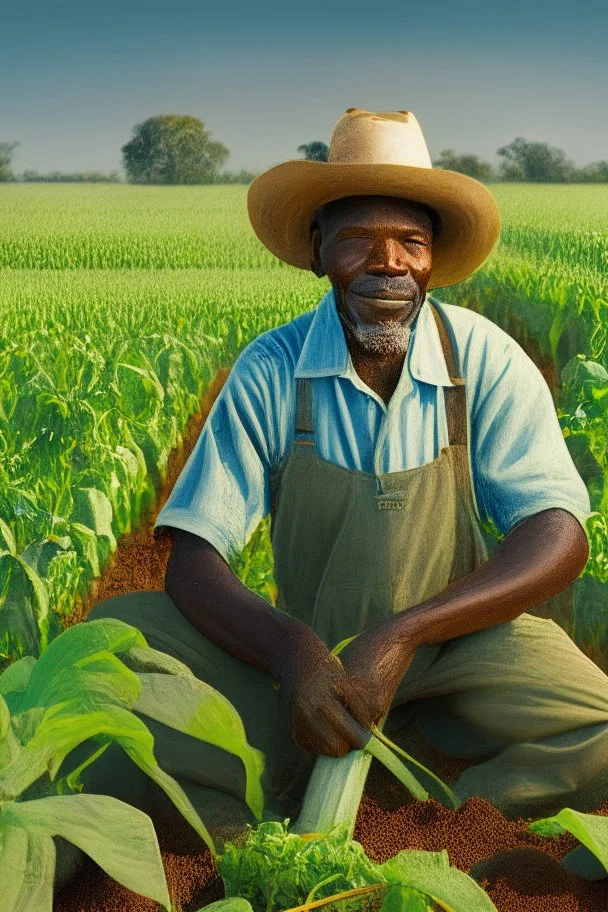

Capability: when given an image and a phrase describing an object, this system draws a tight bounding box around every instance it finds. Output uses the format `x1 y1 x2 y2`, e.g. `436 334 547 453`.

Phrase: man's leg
391 613 608 819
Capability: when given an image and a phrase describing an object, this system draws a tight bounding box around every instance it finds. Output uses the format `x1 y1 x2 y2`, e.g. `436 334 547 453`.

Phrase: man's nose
366 238 408 273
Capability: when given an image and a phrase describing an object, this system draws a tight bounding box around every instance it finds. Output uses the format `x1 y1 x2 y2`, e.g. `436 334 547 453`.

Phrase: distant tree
121 115 229 184
212 168 261 184
433 148 495 181
22 169 122 183
577 160 608 183
297 141 329 162
497 137 576 182
0 141 19 182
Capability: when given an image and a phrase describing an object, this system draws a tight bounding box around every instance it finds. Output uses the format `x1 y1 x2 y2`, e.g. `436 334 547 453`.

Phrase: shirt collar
294 286 455 388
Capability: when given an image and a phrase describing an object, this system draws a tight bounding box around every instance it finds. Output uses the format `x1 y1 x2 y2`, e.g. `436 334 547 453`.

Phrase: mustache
349 274 420 298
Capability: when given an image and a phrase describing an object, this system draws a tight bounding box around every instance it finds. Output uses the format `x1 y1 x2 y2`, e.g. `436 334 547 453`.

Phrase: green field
1 182 607 670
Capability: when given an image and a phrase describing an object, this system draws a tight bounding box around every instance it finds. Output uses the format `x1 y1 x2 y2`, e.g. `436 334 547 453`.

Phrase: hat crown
328 108 433 169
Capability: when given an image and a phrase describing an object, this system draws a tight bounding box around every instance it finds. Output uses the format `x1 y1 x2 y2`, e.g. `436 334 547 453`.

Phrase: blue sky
1 1 606 174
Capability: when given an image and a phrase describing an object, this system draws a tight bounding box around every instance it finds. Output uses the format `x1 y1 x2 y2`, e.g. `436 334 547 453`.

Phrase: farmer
77 109 608 872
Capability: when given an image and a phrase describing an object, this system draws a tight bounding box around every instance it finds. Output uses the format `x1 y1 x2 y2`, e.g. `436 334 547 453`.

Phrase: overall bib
64 305 608 888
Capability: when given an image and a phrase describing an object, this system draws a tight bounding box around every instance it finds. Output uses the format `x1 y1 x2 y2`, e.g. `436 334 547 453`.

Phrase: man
83 109 608 875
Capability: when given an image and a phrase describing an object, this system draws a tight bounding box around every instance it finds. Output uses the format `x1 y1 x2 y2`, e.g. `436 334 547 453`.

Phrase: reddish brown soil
54 365 608 912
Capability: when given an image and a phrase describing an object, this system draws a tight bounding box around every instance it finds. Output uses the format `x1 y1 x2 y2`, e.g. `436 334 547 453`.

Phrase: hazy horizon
2 1 606 175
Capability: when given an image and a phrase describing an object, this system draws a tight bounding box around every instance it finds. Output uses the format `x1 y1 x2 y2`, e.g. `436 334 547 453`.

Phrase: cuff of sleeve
504 502 594 540
152 511 237 564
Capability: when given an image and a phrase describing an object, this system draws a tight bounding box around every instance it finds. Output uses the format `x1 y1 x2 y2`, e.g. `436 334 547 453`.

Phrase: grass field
0 182 607 669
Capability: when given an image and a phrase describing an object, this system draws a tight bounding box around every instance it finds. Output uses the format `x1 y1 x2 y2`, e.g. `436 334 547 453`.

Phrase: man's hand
338 620 418 726
278 629 380 757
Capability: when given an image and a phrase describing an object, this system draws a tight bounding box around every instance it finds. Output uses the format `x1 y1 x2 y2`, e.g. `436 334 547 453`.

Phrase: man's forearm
164 529 315 681
394 508 589 650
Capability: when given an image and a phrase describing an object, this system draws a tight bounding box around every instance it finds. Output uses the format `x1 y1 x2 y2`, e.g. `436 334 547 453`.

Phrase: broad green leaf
121 644 195 678
0 819 55 912
71 487 117 551
379 850 498 911
0 655 36 697
60 740 113 794
15 556 50 652
529 808 608 876
133 671 265 821
19 651 141 716
0 694 22 772
380 884 432 911
197 900 254 912
2 794 171 910
1 700 216 852
0 518 17 557
68 520 102 577
0 554 45 660
16 618 147 713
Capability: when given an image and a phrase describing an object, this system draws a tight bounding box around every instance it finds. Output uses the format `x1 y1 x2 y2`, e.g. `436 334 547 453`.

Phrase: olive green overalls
57 305 608 888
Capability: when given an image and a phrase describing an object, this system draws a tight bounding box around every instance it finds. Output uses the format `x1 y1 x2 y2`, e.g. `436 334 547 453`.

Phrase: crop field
0 182 607 674
1 182 608 912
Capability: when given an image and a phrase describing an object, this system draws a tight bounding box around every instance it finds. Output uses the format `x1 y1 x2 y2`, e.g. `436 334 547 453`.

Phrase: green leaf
0 554 46 659
0 694 22 773
330 635 358 657
0 819 55 912
1 793 171 910
16 618 147 714
197 900 254 912
528 818 568 837
370 725 461 810
133 669 265 821
2 699 216 852
68 520 102 577
21 651 142 717
365 735 429 802
71 487 117 551
380 884 433 911
0 655 37 697
529 807 608 876
0 518 17 557
379 850 498 911
120 644 195 678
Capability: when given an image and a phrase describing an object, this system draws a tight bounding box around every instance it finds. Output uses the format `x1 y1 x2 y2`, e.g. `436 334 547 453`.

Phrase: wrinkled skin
310 194 435 405
166 195 589 760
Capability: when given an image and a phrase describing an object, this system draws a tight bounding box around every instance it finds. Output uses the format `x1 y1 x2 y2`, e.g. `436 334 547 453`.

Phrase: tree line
1 115 607 184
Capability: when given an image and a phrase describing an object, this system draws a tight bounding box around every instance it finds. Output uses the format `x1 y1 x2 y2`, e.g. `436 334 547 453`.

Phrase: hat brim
247 160 501 289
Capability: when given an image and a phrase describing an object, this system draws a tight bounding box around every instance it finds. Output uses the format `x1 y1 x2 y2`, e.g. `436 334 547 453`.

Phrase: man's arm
165 527 309 680
339 508 589 725
396 506 588 647
164 528 378 755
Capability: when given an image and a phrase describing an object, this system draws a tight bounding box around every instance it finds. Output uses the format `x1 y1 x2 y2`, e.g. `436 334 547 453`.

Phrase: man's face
310 195 434 358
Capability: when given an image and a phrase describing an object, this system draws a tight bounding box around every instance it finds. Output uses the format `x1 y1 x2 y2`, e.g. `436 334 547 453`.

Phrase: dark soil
54 365 608 912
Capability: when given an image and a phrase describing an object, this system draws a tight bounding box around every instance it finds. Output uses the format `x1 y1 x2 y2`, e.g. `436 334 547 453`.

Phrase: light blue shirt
154 288 591 563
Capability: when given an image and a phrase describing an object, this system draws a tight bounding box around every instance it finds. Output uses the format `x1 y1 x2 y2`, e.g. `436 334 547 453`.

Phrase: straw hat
247 108 501 289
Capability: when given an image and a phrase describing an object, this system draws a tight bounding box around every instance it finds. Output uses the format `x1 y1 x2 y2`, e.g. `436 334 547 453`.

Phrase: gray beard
337 298 419 358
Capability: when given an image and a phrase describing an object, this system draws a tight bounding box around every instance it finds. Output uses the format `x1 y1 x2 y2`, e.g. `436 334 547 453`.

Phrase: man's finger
321 697 370 751
339 675 383 727
293 710 351 756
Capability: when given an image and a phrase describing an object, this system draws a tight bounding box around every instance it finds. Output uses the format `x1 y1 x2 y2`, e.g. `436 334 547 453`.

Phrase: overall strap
295 376 314 434
270 376 313 524
428 302 468 448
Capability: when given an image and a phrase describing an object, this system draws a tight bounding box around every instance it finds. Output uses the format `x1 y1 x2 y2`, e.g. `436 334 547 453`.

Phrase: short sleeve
153 339 279 562
469 325 592 537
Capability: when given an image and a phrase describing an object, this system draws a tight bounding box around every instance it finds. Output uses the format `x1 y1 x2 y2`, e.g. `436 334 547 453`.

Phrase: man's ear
310 225 325 277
